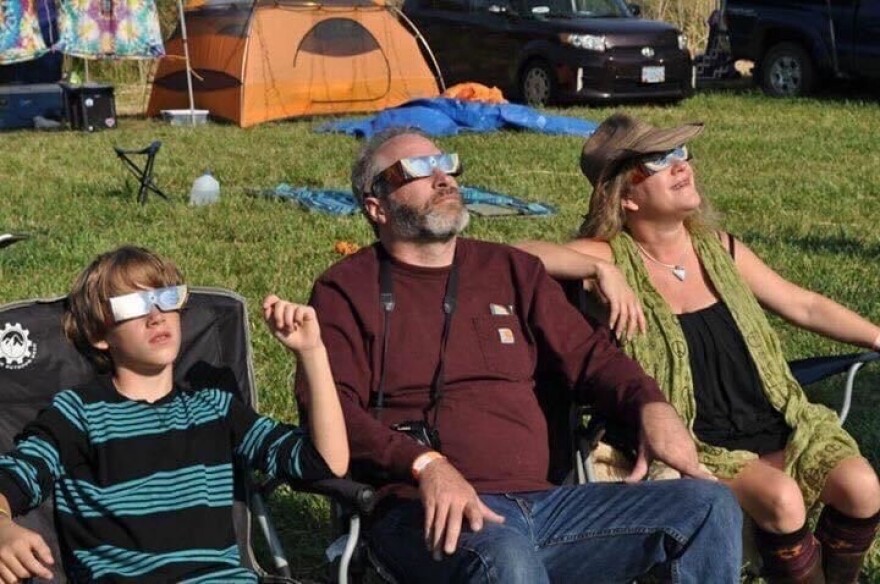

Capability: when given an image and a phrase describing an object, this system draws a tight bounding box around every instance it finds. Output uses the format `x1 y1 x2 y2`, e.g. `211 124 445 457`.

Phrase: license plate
641 66 665 83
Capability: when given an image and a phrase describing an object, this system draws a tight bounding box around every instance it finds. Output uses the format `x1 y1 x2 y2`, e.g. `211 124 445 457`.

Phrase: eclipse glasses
109 285 188 323
370 153 462 196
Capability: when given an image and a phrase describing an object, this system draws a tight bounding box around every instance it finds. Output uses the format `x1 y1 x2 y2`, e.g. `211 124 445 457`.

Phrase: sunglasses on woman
631 145 691 184
109 285 188 323
641 145 691 174
370 153 462 196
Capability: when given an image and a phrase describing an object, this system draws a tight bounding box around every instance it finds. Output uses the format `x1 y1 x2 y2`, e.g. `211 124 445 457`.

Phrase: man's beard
387 186 470 242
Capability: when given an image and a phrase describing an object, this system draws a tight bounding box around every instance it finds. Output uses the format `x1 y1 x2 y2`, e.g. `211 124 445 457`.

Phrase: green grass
2 89 880 581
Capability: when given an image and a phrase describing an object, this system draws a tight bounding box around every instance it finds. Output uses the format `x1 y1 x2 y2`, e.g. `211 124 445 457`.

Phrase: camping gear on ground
190 170 221 206
60 82 116 131
316 97 597 137
256 184 555 217
55 0 164 59
0 83 63 130
162 108 209 125
114 141 168 204
147 0 440 128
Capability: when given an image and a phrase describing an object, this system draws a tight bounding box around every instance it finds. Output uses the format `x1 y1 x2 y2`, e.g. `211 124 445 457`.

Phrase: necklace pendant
672 266 686 281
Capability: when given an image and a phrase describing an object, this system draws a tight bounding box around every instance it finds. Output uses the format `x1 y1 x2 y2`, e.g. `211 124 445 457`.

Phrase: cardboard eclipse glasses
109 285 188 323
370 153 462 196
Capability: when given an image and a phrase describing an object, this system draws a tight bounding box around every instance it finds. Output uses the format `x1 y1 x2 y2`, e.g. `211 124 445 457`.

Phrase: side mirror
627 3 641 16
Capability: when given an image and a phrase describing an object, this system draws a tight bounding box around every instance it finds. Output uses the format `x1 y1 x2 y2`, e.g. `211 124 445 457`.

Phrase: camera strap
372 249 459 434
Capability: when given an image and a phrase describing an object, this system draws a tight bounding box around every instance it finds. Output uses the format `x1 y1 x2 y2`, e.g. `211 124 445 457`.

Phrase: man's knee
684 480 743 533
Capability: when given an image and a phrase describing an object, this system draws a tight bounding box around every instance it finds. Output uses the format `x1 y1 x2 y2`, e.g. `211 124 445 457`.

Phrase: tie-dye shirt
57 0 164 59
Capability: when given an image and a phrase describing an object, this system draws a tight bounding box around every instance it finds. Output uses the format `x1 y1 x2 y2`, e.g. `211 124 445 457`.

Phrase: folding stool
113 140 169 204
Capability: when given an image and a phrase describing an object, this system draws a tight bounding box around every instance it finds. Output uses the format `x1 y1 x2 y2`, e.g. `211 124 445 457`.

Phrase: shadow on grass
741 230 880 262
696 75 880 103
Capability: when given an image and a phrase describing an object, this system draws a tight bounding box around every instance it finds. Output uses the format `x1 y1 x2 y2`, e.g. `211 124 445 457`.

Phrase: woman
518 112 880 584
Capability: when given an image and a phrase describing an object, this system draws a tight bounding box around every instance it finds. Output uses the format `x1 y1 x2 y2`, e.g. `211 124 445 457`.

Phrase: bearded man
295 128 743 584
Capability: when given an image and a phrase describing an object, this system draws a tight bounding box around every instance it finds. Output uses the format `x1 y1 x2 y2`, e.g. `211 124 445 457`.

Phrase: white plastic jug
189 171 220 206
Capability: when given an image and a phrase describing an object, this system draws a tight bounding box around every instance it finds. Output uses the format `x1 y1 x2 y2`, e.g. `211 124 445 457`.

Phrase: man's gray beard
387 197 470 242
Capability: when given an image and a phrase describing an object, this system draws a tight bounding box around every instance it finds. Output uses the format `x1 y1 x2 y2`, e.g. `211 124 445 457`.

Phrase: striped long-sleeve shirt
0 375 331 583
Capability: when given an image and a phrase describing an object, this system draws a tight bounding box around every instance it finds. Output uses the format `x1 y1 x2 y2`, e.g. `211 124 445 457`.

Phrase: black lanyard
372 250 459 431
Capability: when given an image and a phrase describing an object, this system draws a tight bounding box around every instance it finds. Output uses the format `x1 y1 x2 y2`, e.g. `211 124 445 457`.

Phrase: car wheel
519 61 556 107
759 42 815 97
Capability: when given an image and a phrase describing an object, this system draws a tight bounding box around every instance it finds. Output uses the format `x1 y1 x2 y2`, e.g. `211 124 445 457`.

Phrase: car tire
519 60 556 107
759 42 815 97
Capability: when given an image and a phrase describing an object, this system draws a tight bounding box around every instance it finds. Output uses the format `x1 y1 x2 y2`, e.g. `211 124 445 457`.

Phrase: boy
0 246 348 582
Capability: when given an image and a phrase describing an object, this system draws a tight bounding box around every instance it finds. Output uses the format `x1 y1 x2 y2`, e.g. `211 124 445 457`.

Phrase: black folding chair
0 287 374 583
113 140 168 204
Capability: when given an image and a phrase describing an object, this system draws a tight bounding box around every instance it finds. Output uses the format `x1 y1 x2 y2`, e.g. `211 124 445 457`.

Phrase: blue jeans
369 480 742 583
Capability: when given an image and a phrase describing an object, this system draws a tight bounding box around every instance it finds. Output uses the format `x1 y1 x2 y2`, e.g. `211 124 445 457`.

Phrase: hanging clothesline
1 0 165 65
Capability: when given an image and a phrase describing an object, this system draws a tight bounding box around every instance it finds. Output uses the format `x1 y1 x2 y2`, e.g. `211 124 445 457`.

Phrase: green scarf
610 230 859 508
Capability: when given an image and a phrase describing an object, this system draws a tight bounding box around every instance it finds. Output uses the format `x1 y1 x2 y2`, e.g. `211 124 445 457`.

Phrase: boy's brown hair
63 246 184 371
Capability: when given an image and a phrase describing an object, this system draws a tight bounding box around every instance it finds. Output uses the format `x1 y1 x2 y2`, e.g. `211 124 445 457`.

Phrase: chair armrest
292 477 377 516
260 476 376 516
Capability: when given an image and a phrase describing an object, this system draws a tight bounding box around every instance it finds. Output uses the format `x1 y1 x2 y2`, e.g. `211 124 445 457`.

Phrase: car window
523 0 628 17
572 0 628 16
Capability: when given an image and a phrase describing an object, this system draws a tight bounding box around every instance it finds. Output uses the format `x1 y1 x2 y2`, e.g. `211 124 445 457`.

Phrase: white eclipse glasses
370 153 462 196
639 145 691 175
108 285 188 323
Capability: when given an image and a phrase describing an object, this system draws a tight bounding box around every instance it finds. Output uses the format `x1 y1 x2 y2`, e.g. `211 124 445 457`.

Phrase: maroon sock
815 506 880 584
756 522 824 584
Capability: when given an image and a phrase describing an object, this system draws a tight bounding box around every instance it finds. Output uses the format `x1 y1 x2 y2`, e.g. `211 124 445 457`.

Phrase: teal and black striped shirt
0 376 331 583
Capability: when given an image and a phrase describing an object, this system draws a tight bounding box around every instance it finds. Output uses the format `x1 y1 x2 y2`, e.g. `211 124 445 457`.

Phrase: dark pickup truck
720 0 880 96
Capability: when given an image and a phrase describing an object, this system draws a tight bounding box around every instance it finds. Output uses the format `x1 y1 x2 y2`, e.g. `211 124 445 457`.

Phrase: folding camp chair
113 140 168 204
0 287 374 583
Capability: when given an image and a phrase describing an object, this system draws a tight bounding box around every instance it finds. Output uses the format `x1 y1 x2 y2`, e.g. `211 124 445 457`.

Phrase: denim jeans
369 479 742 583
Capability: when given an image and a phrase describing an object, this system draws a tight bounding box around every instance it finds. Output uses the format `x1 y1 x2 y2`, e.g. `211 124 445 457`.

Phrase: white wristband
411 451 446 480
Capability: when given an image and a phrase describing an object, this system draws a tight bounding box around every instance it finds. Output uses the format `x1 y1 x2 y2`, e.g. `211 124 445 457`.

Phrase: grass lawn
1 88 879 581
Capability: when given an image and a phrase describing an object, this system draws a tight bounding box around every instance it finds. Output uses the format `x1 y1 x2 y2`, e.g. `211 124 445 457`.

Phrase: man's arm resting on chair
0 493 55 582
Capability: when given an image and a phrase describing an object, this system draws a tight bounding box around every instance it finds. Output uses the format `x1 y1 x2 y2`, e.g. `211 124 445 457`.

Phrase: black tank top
678 301 791 454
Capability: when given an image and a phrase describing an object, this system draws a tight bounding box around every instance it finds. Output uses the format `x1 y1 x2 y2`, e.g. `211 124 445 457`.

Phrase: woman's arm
733 235 880 350
515 239 646 339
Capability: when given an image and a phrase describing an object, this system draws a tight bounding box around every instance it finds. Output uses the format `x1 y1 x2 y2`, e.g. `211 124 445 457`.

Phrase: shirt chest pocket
470 315 533 380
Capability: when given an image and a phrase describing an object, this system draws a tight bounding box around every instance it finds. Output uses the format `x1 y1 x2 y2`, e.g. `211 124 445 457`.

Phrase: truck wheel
519 61 556 107
759 42 815 97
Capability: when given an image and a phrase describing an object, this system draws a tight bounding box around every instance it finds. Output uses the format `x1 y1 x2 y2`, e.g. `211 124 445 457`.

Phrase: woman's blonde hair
577 160 718 240
63 246 184 372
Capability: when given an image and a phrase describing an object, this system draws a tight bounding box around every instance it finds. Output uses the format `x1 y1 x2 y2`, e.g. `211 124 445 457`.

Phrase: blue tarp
316 98 597 138
261 185 554 217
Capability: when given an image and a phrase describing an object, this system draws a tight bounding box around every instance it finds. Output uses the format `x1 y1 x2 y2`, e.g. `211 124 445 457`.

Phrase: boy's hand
262 295 323 354
0 519 54 582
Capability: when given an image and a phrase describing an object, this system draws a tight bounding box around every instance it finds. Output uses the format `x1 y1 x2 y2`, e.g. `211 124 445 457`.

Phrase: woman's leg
817 456 880 584
724 454 821 583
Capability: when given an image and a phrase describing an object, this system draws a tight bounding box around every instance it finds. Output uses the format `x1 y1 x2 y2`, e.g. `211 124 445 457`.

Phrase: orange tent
147 0 440 127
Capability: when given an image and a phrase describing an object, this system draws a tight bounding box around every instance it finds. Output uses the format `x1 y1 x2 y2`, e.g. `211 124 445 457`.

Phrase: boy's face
93 286 183 374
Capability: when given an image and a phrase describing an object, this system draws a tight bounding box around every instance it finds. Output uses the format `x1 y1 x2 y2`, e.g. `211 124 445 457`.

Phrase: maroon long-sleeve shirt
300 238 665 498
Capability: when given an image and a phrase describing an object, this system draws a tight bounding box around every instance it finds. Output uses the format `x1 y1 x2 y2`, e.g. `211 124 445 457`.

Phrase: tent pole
176 0 196 126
